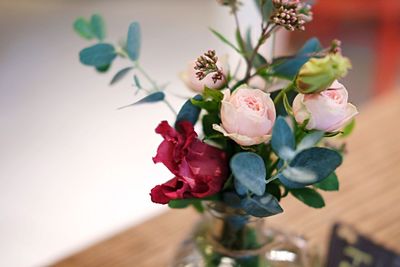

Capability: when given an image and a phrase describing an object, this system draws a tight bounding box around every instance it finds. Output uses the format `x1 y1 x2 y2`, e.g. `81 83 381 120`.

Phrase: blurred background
0 0 399 266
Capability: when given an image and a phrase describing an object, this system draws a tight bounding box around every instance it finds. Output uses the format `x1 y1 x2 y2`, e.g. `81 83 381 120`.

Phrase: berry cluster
194 50 224 84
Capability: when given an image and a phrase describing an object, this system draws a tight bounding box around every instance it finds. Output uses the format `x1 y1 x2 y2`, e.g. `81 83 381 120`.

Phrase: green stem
135 63 177 115
273 83 294 105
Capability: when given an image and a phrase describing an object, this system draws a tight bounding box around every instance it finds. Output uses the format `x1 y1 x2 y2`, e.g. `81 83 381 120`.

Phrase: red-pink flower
150 121 228 204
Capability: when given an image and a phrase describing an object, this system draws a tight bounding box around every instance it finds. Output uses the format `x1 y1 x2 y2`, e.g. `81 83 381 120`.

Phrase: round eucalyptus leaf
127 22 141 61
271 116 295 160
230 152 266 196
279 147 342 188
79 43 116 67
241 193 283 217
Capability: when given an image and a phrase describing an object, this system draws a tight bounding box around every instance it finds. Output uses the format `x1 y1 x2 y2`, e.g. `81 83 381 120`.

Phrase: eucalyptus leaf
117 91 165 109
271 116 295 160
79 43 117 67
109 67 133 85
241 193 283 217
73 17 94 40
273 38 322 80
296 131 324 151
223 192 242 208
175 95 202 127
279 147 342 188
133 75 142 89
90 14 106 41
230 152 266 196
127 22 141 61
234 179 248 196
290 188 325 208
315 172 339 191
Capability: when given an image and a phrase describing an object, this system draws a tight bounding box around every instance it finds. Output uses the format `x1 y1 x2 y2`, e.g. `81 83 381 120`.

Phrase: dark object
327 223 400 267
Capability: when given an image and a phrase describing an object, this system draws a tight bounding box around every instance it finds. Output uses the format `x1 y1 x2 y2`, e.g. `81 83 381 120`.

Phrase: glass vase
170 202 321 267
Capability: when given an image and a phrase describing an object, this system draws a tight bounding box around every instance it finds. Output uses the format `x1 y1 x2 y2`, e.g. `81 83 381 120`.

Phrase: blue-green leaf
223 192 242 208
175 95 202 127
273 38 322 80
79 43 117 67
117 91 165 109
241 193 283 217
127 22 141 61
254 0 274 22
279 147 342 188
234 179 248 196
90 14 106 41
109 67 133 85
315 172 339 191
230 152 266 196
271 116 295 160
290 188 325 208
296 131 324 151
73 17 94 40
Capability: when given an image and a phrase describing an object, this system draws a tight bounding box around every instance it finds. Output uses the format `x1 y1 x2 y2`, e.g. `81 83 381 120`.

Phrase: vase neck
204 203 268 251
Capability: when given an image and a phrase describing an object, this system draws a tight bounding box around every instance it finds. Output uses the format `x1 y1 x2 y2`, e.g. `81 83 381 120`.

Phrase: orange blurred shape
311 0 400 95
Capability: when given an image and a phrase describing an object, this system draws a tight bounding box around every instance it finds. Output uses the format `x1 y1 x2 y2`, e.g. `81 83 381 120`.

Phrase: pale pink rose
180 58 227 93
213 86 276 146
293 80 358 132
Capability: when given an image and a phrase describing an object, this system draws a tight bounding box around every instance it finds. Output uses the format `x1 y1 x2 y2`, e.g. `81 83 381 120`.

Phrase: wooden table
54 92 400 267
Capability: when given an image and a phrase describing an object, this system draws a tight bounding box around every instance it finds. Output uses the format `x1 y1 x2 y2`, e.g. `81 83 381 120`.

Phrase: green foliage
315 172 339 191
230 152 266 196
266 182 281 201
240 193 283 217
271 116 295 160
341 119 356 137
90 14 106 41
73 18 94 40
109 67 133 85
127 22 141 61
279 147 342 188
168 199 204 213
202 113 220 137
209 27 241 54
290 188 325 208
175 95 202 128
244 27 268 68
79 43 117 67
191 88 223 112
273 38 322 80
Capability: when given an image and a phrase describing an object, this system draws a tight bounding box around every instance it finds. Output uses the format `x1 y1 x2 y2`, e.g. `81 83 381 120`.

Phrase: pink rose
150 121 228 204
181 58 227 93
213 86 276 146
293 80 358 132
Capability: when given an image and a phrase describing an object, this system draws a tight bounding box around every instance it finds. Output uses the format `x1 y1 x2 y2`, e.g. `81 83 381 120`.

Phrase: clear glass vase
170 202 321 267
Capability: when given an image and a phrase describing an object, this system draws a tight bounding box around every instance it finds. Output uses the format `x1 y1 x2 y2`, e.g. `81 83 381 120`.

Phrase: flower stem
273 83 294 105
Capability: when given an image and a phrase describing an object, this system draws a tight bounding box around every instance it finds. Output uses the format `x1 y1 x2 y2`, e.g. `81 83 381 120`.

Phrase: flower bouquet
74 0 358 266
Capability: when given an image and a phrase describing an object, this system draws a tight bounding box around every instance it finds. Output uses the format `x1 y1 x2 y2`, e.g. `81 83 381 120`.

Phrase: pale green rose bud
295 53 352 94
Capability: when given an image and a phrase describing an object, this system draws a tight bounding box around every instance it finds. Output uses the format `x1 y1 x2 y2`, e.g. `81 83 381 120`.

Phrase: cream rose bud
180 59 227 93
213 86 276 146
293 80 358 132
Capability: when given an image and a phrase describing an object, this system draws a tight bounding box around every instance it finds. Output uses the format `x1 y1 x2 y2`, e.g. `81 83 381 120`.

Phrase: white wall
0 1 272 266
